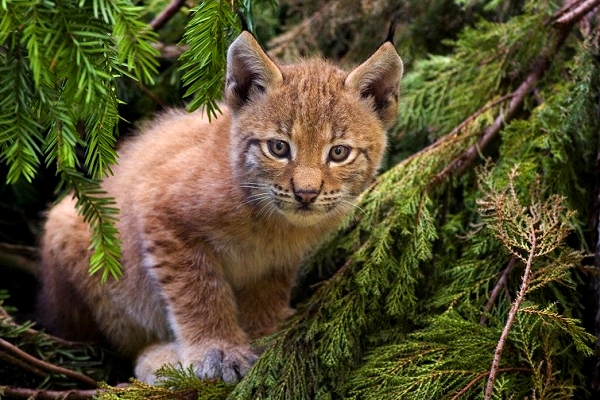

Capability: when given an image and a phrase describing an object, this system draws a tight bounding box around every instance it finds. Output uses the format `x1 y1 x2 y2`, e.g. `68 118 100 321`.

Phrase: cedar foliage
2 0 600 399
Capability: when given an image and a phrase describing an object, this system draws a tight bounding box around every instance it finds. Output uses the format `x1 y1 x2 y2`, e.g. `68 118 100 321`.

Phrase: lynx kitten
39 31 403 383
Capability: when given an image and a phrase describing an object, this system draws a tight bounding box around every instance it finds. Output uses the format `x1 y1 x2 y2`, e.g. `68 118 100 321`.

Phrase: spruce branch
0 338 98 388
0 349 47 379
0 242 38 276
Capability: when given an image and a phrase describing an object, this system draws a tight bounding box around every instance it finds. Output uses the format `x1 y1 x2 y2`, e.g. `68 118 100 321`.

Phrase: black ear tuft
385 14 399 45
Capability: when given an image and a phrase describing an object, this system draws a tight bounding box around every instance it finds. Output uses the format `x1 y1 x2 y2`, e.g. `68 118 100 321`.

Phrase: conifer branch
427 5 582 189
0 350 47 379
0 338 98 388
0 242 38 276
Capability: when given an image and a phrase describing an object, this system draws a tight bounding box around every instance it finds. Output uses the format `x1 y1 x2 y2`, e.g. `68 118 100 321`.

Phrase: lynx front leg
236 267 297 339
139 241 257 383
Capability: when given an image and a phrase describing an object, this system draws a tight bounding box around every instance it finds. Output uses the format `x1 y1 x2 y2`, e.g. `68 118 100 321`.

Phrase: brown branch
401 94 513 172
0 242 39 276
0 349 47 378
148 0 188 31
152 42 188 59
480 256 517 325
451 367 529 400
484 229 537 399
1 305 87 348
0 338 98 388
553 0 600 26
0 386 100 400
426 16 575 190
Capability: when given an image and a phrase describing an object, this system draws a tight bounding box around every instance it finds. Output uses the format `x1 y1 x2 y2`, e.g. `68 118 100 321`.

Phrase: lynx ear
345 42 403 128
225 31 283 111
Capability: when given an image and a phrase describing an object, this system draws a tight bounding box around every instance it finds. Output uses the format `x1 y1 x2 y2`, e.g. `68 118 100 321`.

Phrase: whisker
237 194 272 210
339 198 366 215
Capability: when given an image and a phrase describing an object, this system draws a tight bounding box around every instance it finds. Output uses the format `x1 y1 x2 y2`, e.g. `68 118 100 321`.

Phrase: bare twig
0 386 100 399
0 242 39 276
152 42 188 59
0 338 98 388
553 0 600 26
148 0 188 31
0 349 47 378
480 256 517 325
451 367 529 400
484 231 537 399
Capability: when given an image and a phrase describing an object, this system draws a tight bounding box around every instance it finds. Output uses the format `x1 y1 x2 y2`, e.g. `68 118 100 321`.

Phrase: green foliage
179 0 278 119
1 0 160 279
96 364 233 400
180 1 241 120
227 2 599 399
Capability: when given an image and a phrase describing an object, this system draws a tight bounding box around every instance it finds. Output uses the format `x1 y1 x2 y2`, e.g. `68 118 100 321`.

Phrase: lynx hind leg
135 342 259 384
38 195 102 341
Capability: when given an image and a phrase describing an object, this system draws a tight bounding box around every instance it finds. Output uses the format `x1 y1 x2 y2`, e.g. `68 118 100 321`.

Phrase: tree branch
480 256 517 325
0 242 39 276
451 367 529 400
0 386 100 400
149 0 188 31
0 338 98 388
484 230 537 399
553 0 600 26
0 349 47 379
424 3 584 190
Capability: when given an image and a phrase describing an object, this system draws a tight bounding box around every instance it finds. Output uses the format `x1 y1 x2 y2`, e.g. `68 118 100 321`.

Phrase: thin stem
0 386 100 400
484 230 537 399
452 367 529 400
480 256 517 325
553 0 600 26
0 338 98 388
149 0 188 31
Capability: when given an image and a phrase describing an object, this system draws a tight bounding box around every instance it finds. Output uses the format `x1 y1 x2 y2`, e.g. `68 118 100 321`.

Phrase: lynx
39 31 403 383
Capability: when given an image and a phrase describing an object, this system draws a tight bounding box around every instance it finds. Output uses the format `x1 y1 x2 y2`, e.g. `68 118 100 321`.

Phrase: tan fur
38 32 403 383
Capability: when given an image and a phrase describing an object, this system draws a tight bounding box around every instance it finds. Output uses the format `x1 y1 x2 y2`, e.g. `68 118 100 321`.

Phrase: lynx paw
188 345 258 383
135 342 179 384
134 342 258 384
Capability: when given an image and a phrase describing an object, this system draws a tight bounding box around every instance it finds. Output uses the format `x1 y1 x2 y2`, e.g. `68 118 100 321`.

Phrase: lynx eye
267 140 290 159
329 145 351 162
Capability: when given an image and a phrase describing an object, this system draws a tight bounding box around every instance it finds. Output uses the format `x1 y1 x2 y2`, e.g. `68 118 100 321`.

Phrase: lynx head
225 32 403 227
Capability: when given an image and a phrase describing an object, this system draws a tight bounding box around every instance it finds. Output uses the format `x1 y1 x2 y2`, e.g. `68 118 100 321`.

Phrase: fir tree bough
1 0 160 280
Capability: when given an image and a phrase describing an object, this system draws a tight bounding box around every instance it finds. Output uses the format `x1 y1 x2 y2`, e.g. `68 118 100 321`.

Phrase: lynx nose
294 189 319 205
